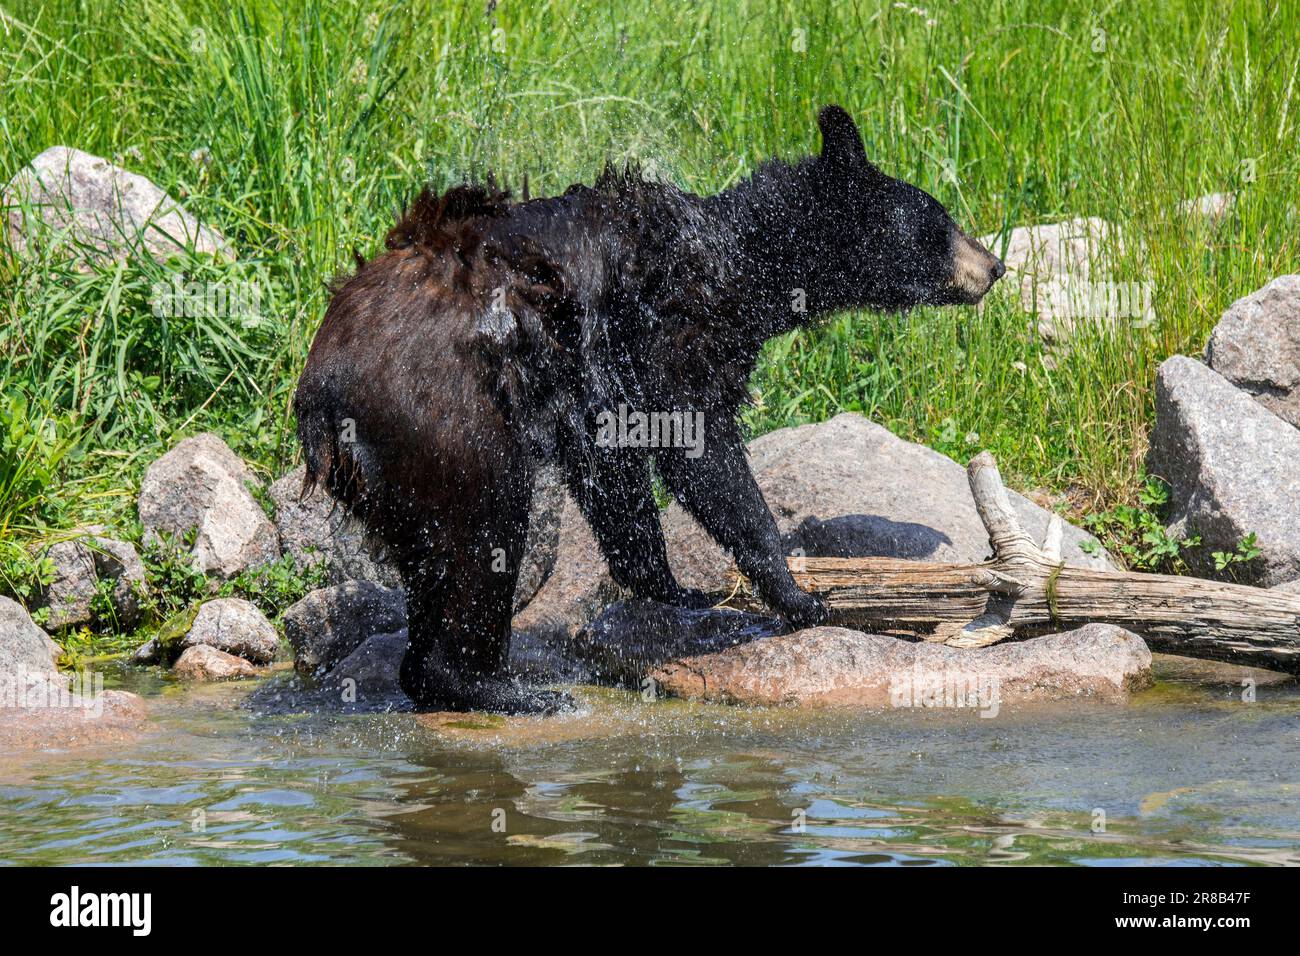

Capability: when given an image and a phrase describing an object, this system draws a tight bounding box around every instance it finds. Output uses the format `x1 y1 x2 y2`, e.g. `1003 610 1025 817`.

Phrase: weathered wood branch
729 452 1300 674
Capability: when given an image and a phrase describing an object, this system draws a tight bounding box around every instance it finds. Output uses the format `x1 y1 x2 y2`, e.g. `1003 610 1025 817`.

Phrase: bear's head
809 105 1004 312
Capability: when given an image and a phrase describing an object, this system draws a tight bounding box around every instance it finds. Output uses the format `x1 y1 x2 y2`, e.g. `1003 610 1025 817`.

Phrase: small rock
324 629 409 702
0 596 61 684
180 598 278 664
650 624 1152 708
1176 192 1235 226
269 465 399 587
1205 275 1300 429
985 216 1120 282
38 541 95 632
131 637 161 666
40 530 145 630
139 433 280 578
283 580 407 678
3 146 231 265
172 644 262 681
1148 355 1300 584
40 540 95 630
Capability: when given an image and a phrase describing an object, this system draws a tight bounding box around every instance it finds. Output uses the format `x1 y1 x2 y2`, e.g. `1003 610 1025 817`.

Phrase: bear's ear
817 105 867 168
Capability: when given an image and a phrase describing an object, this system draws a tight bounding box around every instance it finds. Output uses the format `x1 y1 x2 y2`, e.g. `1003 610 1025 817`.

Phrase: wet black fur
294 105 988 713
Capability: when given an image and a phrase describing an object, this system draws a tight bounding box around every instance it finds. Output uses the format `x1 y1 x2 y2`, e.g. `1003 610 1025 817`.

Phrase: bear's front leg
559 438 709 610
655 419 828 629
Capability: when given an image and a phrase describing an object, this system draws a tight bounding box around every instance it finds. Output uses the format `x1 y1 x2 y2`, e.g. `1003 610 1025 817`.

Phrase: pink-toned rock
172 644 262 681
0 596 60 683
650 624 1152 709
979 217 1132 347
1149 356 1300 585
1 597 150 752
0 686 148 752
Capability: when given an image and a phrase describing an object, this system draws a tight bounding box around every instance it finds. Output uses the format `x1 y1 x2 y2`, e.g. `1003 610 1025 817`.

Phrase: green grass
1 0 1298 600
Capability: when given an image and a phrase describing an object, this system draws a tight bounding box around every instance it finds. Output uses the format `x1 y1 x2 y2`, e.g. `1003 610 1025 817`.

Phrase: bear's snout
948 229 1005 304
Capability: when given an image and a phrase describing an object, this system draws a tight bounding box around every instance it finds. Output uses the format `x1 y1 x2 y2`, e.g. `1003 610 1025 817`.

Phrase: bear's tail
295 392 376 522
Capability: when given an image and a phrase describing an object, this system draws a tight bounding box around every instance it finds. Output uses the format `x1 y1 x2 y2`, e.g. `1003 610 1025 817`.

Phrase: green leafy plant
1081 475 1200 573
1212 533 1263 576
56 623 142 663
0 389 85 535
218 553 327 621
247 479 278 523
138 528 213 620
87 574 119 624
0 536 55 604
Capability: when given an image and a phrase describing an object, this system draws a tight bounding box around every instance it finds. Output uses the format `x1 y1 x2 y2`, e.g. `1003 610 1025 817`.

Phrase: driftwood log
728 452 1300 675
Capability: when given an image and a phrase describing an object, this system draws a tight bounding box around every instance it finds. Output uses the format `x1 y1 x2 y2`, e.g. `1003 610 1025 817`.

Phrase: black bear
294 105 1004 714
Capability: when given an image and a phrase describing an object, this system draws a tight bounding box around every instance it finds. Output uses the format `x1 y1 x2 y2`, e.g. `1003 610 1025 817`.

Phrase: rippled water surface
2 660 1298 866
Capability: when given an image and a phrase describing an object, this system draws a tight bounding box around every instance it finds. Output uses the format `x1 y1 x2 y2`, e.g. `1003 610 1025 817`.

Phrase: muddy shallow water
1 660 1298 866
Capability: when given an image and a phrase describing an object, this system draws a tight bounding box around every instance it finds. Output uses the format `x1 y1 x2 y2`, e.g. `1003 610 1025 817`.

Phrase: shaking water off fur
294 105 1004 714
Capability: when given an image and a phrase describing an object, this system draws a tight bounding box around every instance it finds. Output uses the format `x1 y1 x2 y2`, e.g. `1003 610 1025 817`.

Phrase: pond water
1 660 1297 866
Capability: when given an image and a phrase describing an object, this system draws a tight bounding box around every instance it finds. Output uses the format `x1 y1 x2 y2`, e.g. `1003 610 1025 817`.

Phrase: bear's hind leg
394 498 573 716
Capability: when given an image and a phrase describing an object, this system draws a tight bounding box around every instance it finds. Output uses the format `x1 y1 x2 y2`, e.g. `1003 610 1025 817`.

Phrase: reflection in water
0 663 1298 866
